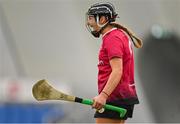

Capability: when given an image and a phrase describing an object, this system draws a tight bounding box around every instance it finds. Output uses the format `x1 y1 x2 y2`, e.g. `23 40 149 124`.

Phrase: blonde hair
109 23 143 48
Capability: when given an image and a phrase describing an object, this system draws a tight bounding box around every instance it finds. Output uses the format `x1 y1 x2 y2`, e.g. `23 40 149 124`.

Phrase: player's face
86 15 100 32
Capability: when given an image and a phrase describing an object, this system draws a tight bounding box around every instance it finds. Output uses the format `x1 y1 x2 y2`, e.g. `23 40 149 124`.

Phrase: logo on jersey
98 60 104 65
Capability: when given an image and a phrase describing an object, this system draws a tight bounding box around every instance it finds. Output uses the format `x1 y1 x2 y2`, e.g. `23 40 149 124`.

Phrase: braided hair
109 23 143 48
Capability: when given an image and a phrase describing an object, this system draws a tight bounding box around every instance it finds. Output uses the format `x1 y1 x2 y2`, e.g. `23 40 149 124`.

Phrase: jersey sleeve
104 35 124 60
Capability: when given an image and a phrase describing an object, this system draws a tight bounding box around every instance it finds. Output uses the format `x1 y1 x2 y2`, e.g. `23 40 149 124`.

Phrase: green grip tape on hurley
82 99 127 118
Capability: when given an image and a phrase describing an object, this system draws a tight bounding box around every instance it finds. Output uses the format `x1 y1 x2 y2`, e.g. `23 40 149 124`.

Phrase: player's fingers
92 99 96 108
92 100 101 109
96 103 103 110
93 102 100 109
94 101 103 110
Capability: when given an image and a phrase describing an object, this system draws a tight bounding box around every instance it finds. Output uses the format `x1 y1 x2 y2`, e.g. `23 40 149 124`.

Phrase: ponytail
109 23 143 48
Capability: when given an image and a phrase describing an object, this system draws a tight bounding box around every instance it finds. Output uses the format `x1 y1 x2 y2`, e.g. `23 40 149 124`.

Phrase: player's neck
101 25 114 36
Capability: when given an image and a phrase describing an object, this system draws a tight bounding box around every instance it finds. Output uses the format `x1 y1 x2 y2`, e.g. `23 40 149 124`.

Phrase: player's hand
92 93 108 110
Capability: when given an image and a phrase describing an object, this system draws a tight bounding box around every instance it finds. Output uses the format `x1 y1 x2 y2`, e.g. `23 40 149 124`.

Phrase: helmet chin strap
91 15 109 38
96 15 109 29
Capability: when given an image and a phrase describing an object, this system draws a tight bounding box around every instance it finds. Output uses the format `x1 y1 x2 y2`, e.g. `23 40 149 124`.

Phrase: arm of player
92 57 123 110
102 57 123 97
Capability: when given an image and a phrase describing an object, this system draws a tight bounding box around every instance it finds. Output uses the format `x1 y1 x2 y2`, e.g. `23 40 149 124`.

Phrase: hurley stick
32 79 127 118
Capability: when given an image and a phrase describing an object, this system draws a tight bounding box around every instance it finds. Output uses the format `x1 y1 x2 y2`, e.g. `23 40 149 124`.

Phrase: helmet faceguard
86 2 118 38
85 13 101 38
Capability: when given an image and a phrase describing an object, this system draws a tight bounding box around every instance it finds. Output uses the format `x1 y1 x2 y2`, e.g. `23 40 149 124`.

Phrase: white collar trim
102 28 117 38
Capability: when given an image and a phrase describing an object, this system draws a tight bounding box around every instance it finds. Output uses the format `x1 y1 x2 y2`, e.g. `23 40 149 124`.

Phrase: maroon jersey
98 28 139 104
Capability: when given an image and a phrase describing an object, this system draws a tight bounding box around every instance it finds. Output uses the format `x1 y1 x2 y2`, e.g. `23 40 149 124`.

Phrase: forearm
101 69 122 97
